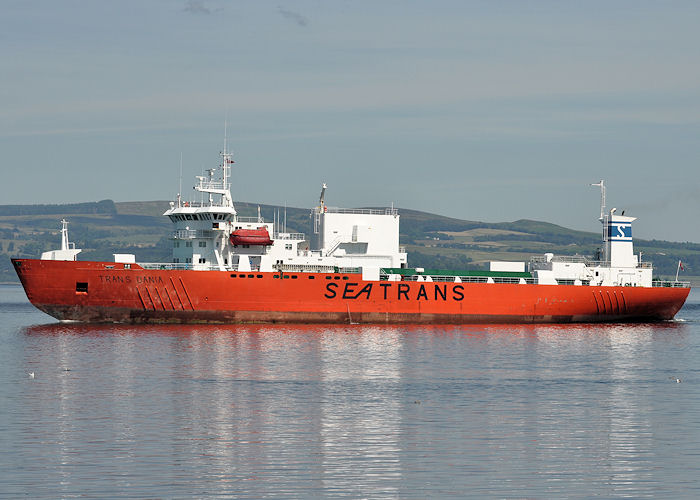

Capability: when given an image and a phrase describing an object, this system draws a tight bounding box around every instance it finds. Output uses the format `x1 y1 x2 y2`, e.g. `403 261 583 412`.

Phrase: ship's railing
274 232 306 240
236 216 264 223
399 246 406 253
586 260 653 269
172 229 218 239
174 201 230 209
139 262 220 271
196 180 226 190
324 237 344 256
380 273 537 284
325 207 398 216
652 280 691 288
530 256 653 269
530 255 587 264
554 256 587 263
275 264 336 273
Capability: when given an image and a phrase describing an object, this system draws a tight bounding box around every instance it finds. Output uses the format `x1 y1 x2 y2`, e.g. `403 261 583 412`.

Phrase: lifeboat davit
229 227 273 246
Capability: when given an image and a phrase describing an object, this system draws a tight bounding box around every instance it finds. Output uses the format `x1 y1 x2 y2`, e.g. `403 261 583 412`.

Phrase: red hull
12 259 690 324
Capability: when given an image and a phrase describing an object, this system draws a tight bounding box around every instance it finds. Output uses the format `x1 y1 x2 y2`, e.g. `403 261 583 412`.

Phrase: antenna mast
591 179 608 262
221 119 230 193
590 179 606 221
319 183 327 208
60 219 70 251
178 152 183 208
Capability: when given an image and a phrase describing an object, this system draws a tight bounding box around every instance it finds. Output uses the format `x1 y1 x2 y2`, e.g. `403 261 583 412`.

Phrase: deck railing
530 256 653 269
380 273 537 284
652 280 691 288
139 262 219 271
325 207 398 216
274 232 306 240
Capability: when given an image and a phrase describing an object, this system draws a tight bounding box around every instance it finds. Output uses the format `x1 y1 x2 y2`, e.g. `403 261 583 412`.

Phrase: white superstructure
162 146 407 274
528 181 653 287
41 219 82 261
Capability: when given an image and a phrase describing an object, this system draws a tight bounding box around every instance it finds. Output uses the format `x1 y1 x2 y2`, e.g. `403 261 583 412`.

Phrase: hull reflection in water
15 319 695 498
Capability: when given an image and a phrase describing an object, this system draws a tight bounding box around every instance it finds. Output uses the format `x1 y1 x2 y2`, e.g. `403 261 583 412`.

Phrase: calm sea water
1 284 699 499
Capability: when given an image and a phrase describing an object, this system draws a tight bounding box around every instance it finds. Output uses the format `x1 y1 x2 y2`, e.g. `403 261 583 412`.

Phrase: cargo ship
12 146 690 324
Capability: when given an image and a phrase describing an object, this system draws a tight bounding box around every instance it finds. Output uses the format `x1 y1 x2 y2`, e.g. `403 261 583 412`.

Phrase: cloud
278 6 308 27
183 0 211 15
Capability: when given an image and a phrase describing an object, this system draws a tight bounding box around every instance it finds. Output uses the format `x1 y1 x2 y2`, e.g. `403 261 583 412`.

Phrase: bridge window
199 241 207 247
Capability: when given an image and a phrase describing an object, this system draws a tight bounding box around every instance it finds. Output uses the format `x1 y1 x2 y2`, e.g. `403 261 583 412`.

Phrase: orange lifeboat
229 227 273 246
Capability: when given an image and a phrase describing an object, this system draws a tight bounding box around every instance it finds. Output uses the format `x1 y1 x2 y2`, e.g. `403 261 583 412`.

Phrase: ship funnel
606 214 637 267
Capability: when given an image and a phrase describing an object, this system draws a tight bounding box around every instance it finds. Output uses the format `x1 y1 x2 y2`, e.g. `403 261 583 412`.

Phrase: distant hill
0 200 116 217
1 200 698 283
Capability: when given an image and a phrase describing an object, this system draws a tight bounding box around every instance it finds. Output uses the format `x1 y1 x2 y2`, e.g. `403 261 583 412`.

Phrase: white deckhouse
163 147 407 278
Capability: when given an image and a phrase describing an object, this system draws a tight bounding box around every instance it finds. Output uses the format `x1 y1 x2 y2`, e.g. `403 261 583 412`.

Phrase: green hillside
1 200 698 283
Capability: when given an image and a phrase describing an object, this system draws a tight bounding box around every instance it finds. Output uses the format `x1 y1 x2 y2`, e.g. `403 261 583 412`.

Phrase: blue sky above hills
2 1 699 241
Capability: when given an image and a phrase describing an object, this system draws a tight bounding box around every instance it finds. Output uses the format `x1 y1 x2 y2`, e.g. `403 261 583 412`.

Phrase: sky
2 0 700 242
